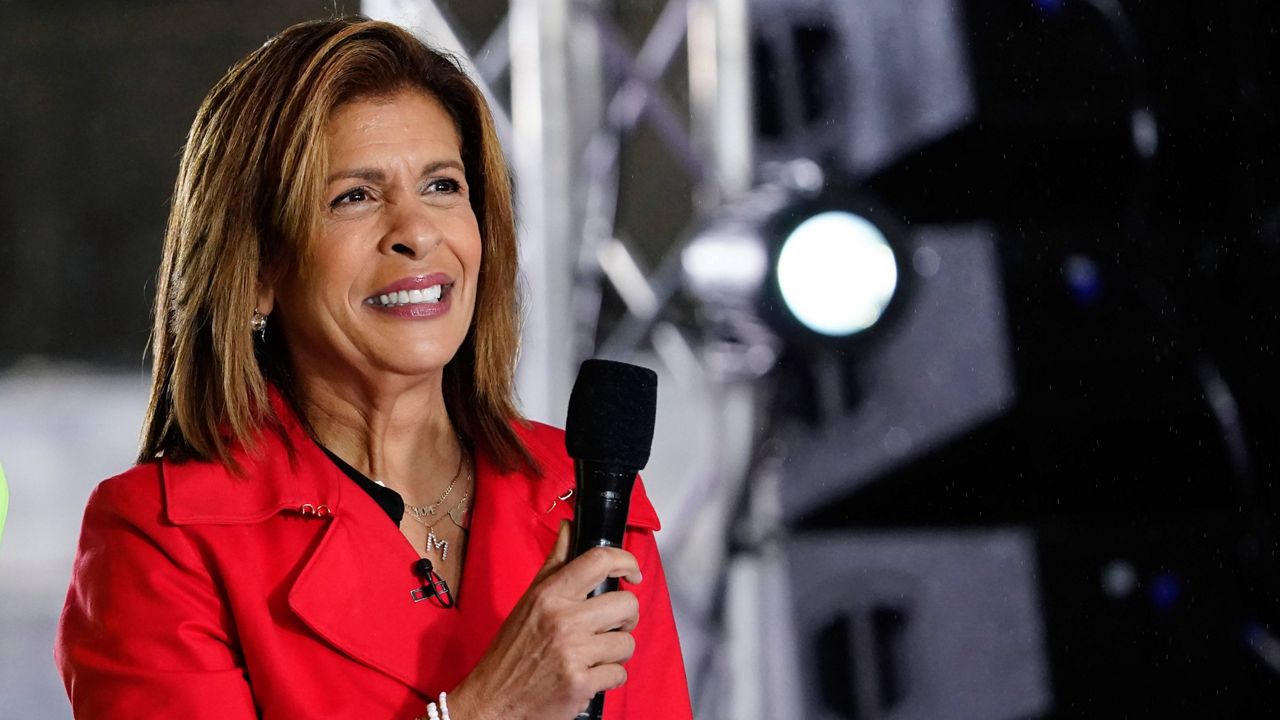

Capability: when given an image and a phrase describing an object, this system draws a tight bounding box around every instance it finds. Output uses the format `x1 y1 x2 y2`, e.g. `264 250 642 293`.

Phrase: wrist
445 680 488 720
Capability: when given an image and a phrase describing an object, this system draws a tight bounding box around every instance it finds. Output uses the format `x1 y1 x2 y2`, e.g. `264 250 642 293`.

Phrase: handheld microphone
564 359 658 720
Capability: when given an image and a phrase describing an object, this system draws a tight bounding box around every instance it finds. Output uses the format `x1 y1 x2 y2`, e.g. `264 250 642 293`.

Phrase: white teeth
370 285 447 307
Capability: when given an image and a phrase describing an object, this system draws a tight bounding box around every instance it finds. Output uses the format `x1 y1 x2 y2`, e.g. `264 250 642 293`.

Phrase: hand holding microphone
448 520 642 720
448 360 657 720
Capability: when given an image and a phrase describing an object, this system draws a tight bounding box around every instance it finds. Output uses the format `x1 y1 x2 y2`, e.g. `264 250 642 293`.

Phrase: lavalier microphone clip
410 558 454 608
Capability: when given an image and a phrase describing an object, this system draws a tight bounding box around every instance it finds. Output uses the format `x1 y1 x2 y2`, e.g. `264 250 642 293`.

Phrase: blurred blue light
1033 0 1066 18
1149 571 1182 613
1245 621 1265 647
1063 254 1103 306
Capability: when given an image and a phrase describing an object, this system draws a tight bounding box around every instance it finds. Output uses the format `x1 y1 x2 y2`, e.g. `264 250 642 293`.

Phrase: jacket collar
161 389 343 525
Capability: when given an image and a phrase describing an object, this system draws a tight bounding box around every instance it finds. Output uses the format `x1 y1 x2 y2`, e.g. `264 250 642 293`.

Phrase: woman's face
267 89 482 387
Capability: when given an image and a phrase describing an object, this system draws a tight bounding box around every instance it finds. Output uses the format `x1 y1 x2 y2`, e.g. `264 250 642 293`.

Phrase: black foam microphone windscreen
565 359 657 469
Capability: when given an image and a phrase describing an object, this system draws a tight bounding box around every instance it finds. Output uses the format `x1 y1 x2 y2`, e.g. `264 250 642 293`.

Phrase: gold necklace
402 487 471 531
446 493 470 529
403 448 465 521
402 460 472 561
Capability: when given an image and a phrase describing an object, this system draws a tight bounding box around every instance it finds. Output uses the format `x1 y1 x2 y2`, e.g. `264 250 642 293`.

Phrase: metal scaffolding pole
508 0 578 423
688 0 754 206
360 0 513 149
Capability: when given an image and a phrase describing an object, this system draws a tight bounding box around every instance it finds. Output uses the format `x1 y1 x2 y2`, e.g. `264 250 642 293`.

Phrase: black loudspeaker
781 517 1280 718
750 0 977 177
750 0 1141 223
776 223 1016 524
784 529 1050 720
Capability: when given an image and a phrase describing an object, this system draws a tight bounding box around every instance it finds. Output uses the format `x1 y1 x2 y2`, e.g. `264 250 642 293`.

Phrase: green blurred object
0 462 7 546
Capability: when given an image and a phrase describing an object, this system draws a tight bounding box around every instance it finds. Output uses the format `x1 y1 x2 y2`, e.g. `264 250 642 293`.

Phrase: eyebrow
325 160 465 185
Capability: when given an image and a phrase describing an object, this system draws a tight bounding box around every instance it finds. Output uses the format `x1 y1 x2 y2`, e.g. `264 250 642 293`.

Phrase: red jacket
55 398 692 719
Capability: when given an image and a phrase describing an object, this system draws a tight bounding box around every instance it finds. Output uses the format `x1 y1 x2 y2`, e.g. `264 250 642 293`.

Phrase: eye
329 186 371 208
425 178 463 195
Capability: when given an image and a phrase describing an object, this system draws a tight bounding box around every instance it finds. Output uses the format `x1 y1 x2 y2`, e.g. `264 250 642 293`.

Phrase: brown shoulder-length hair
140 16 534 474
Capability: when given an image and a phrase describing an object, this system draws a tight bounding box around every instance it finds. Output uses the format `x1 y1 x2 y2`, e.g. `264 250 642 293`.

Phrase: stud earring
251 309 268 342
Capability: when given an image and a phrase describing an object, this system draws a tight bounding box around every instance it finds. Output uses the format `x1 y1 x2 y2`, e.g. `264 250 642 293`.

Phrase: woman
55 17 691 720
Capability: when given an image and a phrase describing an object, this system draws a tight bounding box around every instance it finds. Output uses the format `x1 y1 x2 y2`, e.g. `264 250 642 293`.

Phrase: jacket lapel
444 451 554 678
287 461 448 697
162 393 465 697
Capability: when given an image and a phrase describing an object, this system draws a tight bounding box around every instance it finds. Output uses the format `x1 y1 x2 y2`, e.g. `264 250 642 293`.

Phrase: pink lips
366 273 455 320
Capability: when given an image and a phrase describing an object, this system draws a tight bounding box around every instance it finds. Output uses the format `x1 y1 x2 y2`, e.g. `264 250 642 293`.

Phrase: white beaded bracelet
422 692 451 720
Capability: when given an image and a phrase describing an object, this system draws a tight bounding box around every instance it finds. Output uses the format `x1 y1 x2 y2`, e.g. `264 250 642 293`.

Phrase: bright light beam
776 211 898 337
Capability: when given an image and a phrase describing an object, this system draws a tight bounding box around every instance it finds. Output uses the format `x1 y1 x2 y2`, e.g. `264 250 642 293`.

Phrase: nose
380 199 443 259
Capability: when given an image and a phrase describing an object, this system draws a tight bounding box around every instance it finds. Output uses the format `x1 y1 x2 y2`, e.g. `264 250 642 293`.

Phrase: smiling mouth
365 284 451 308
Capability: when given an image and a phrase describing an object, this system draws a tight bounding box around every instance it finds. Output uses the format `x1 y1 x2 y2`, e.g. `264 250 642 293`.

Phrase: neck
293 370 461 498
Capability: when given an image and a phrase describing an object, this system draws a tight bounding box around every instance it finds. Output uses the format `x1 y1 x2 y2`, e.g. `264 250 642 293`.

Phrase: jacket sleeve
616 526 694 719
55 469 258 719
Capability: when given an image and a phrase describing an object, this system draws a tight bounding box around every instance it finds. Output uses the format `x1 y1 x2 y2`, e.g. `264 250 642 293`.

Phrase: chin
363 344 459 378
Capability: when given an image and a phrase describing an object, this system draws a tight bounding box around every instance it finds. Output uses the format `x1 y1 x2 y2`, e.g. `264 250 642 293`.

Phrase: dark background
761 0 1280 714
0 0 354 366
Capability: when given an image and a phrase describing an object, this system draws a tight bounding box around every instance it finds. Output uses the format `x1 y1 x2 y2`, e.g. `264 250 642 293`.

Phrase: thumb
536 520 572 580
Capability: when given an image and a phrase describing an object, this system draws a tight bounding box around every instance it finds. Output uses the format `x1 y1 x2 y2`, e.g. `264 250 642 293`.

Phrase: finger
579 630 637 668
533 520 572 585
553 547 642 597
584 662 629 694
552 520 571 563
578 590 640 634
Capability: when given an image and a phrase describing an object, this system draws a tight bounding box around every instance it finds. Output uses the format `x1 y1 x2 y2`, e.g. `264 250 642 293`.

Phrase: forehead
325 89 461 157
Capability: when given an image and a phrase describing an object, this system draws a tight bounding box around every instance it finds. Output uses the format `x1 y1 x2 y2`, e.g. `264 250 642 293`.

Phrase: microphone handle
570 462 637 720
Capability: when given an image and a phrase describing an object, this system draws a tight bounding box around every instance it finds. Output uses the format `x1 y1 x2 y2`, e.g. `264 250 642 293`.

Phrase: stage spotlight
775 210 898 337
681 170 907 363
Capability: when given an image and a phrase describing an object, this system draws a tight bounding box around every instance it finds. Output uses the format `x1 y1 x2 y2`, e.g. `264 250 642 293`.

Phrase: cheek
454 218 483 280
468 215 484 265
470 237 483 276
302 234 367 299
273 273 355 342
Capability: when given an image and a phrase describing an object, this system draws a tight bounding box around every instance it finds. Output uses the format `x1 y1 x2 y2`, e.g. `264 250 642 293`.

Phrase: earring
250 309 268 342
